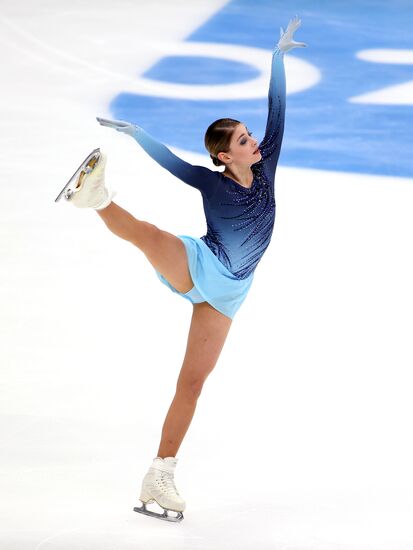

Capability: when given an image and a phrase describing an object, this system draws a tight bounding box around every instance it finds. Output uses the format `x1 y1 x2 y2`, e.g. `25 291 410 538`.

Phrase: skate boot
134 457 186 523
54 148 114 210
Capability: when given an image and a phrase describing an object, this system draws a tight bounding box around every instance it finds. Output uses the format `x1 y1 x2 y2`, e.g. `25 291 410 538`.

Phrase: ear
217 151 232 164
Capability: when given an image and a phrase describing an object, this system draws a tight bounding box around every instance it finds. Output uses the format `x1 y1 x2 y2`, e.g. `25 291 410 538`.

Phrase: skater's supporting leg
96 202 194 294
157 302 232 458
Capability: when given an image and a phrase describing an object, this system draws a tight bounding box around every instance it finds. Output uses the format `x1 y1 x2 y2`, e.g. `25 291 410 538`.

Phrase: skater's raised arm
259 16 306 181
96 117 218 199
258 48 286 178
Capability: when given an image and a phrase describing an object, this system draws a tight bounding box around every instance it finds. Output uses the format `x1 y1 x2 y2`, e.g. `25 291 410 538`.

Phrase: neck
223 165 253 187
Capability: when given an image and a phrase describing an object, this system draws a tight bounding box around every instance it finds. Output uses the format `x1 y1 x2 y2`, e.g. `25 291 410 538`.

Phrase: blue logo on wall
111 0 413 179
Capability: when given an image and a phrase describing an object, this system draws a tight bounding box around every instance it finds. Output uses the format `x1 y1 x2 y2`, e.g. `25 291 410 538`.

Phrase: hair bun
210 154 221 167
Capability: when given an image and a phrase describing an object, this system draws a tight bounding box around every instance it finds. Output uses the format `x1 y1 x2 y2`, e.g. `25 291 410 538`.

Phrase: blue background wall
111 0 413 178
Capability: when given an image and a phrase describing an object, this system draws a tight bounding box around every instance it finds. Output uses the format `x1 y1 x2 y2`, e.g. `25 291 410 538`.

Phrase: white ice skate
134 457 186 523
54 148 114 210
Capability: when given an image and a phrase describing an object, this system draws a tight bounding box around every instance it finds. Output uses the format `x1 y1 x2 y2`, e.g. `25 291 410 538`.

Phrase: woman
57 16 306 522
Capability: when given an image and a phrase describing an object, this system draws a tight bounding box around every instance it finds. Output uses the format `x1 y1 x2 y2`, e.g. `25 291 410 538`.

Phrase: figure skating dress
122 48 286 319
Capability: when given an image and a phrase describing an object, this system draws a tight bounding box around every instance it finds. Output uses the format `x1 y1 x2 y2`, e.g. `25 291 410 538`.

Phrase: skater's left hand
277 16 307 52
96 117 137 137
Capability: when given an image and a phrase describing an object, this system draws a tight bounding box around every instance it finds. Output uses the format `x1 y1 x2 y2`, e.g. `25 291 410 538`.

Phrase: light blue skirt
154 234 254 319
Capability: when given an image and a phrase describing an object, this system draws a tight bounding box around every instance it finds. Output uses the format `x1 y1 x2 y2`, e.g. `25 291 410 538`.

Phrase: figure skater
56 16 306 522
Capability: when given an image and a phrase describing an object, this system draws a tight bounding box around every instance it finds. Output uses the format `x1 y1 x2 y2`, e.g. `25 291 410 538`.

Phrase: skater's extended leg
157 302 233 458
97 202 193 294
61 150 193 294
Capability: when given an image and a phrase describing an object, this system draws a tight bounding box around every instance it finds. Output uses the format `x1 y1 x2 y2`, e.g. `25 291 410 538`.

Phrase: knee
177 375 206 401
131 221 160 246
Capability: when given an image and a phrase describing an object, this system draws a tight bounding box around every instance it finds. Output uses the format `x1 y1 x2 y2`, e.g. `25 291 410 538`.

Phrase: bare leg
157 302 233 458
97 202 193 293
96 203 232 456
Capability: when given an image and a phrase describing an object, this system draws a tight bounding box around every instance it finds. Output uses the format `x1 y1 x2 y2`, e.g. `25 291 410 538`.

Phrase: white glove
277 16 307 52
96 117 137 136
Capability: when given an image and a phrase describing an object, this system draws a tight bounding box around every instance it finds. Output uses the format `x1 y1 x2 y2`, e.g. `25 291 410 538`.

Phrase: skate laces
157 471 180 497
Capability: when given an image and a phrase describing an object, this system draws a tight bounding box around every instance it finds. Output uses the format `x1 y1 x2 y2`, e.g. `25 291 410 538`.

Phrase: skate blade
134 502 184 523
54 148 101 203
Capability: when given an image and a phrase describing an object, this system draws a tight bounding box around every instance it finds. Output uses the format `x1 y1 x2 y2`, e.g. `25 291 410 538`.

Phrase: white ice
1 1 413 549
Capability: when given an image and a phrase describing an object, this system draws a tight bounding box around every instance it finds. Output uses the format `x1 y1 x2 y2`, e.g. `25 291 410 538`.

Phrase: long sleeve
259 47 286 182
131 126 219 199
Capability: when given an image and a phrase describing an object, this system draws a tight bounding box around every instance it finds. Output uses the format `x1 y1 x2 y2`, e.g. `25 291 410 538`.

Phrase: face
218 123 262 167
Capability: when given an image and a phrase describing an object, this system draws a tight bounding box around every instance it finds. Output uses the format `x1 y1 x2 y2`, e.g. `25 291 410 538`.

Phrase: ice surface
1 1 412 548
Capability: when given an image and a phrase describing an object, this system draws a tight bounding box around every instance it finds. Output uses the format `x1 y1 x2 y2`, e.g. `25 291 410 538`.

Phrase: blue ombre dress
129 48 286 319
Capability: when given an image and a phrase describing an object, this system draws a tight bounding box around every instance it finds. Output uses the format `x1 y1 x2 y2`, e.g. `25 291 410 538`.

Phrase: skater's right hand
96 117 137 137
